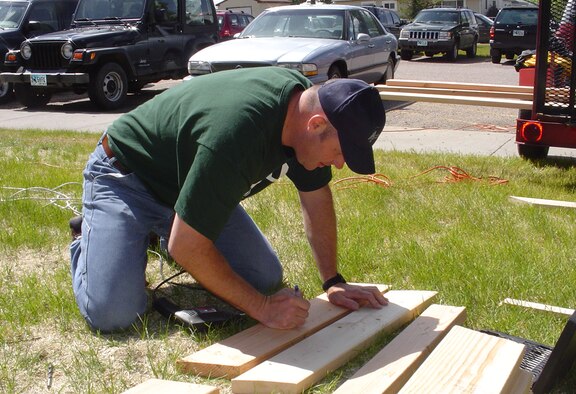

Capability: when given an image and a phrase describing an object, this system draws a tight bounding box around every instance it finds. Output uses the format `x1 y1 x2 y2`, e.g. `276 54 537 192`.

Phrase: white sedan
187 3 399 84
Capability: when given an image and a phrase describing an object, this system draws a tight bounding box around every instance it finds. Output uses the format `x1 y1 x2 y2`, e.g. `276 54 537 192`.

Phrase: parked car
0 0 78 103
361 5 406 39
489 5 538 64
1 0 219 109
474 13 493 43
398 8 479 61
217 10 254 40
188 4 399 84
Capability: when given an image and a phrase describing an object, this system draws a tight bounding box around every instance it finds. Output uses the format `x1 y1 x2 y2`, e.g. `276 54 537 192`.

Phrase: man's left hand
326 283 388 310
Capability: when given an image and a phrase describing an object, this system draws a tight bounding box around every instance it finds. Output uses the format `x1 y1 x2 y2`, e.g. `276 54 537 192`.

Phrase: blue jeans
70 137 283 332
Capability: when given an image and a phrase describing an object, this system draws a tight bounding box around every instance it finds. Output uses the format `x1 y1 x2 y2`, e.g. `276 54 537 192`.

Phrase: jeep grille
409 31 439 40
28 42 68 70
211 62 272 73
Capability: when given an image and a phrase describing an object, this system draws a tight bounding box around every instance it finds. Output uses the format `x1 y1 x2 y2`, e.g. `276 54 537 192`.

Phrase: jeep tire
89 62 128 110
14 85 52 108
0 81 14 104
447 43 459 61
466 41 477 58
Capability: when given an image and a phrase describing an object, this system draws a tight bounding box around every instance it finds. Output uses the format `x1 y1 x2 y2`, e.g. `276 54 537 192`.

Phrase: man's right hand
257 287 311 329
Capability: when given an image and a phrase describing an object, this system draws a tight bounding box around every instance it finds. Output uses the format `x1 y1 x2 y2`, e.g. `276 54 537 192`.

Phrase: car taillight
222 29 231 37
489 26 495 40
520 121 543 142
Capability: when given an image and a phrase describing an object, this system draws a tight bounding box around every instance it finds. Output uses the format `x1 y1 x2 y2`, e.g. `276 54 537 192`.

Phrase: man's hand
256 287 311 329
326 283 388 310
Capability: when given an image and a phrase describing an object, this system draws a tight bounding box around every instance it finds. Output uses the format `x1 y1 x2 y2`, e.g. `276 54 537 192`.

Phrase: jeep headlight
61 42 74 59
277 63 318 77
187 60 212 75
20 43 31 60
399 30 410 39
438 32 452 39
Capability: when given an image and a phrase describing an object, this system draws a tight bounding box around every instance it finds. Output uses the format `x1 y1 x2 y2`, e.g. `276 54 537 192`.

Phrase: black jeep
0 0 78 103
1 0 218 109
489 5 539 64
398 8 479 61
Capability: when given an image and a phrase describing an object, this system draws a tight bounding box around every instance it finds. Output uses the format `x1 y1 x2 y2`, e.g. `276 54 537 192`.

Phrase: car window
242 9 344 39
185 0 215 26
415 10 459 24
497 9 538 25
28 3 58 31
0 2 27 28
380 10 392 25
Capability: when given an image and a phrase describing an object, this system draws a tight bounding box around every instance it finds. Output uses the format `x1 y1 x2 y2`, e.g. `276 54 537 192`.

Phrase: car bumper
399 39 454 52
0 71 89 87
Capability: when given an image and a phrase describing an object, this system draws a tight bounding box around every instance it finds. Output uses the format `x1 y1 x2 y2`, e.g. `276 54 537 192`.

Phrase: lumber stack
172 285 532 393
377 79 534 109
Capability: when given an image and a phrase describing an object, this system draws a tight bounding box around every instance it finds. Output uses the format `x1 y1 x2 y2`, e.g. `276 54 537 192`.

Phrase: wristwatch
322 273 347 291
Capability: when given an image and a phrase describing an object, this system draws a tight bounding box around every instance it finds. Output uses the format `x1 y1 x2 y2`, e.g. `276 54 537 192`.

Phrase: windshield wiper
75 18 97 26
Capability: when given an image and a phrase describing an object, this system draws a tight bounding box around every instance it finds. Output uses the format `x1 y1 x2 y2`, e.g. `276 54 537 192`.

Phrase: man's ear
307 114 328 133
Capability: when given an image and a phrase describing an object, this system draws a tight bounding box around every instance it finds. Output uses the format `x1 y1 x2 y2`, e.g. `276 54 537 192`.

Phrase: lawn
1 128 575 393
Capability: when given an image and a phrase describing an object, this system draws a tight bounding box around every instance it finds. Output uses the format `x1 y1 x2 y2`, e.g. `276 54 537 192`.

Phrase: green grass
1 129 575 392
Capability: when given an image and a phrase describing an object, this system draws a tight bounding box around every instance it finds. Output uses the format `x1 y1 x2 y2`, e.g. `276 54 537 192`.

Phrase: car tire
491 50 502 64
466 41 477 58
0 81 14 104
377 56 395 84
88 62 128 110
518 144 549 160
505 53 515 60
14 85 52 108
328 65 344 79
447 43 458 61
400 49 413 61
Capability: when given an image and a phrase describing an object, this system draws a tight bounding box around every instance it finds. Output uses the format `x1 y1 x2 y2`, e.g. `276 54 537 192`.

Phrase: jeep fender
80 48 136 79
184 36 218 59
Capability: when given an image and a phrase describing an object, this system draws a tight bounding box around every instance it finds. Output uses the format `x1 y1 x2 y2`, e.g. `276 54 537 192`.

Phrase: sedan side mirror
356 33 370 42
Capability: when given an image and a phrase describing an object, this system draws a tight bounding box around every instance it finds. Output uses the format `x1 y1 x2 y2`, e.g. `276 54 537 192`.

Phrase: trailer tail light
520 121 543 142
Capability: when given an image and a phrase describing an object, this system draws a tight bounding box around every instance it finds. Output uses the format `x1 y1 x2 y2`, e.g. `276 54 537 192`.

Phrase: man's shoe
69 215 82 239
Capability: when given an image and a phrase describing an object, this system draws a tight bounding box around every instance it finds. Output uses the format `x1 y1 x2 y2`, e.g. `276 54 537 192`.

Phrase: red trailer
516 0 576 159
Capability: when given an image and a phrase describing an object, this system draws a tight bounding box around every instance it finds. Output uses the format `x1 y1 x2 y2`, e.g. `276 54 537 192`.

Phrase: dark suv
217 10 253 40
361 6 406 39
489 5 538 64
0 0 78 103
398 8 479 61
1 0 219 109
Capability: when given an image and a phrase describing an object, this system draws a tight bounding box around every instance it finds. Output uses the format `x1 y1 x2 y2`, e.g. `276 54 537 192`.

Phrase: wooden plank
501 297 575 316
508 369 534 394
399 325 526 393
121 379 219 394
509 195 576 209
378 85 533 101
382 79 533 94
379 91 532 109
231 290 437 394
333 304 466 394
177 283 389 378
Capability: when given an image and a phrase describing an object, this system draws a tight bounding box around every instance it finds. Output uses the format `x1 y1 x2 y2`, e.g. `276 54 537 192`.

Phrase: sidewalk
375 126 576 158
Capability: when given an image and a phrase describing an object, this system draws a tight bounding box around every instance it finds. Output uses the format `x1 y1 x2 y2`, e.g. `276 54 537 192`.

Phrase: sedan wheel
328 65 343 79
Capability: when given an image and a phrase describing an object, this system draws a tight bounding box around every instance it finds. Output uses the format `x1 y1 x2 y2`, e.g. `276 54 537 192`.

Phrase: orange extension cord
333 166 508 189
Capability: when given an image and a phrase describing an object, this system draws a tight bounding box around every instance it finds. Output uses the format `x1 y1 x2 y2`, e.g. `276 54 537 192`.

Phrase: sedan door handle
368 44 375 48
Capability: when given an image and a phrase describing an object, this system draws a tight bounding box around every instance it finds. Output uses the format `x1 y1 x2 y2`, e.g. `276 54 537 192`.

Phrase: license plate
417 40 428 46
513 30 525 37
30 74 47 86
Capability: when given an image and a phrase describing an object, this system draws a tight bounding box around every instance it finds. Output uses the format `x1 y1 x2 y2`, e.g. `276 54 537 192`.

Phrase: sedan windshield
414 10 459 24
241 9 344 39
0 1 28 29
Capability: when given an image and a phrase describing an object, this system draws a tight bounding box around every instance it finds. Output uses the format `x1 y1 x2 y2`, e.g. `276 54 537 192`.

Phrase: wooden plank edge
508 369 534 394
501 297 575 317
509 195 576 209
379 91 532 109
176 284 390 378
333 304 466 394
121 379 219 394
377 85 533 100
231 290 437 394
379 79 533 93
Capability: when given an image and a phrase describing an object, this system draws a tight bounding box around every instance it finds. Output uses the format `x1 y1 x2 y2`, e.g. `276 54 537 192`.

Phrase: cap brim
338 130 376 175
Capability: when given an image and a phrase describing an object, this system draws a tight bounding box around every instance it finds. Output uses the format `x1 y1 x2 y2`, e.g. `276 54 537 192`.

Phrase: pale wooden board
399 325 526 393
379 91 532 109
177 283 389 378
378 85 533 101
333 304 466 394
121 379 219 394
231 290 437 394
508 369 534 394
509 195 576 209
381 79 533 93
502 297 575 316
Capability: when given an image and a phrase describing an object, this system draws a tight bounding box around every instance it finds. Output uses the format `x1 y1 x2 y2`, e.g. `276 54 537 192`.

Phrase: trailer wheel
518 144 549 160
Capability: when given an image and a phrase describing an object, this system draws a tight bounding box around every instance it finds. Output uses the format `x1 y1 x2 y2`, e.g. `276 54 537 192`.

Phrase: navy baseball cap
318 79 385 175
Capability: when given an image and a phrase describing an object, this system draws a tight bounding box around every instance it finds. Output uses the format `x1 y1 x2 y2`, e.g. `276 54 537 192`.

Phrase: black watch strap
322 273 346 291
